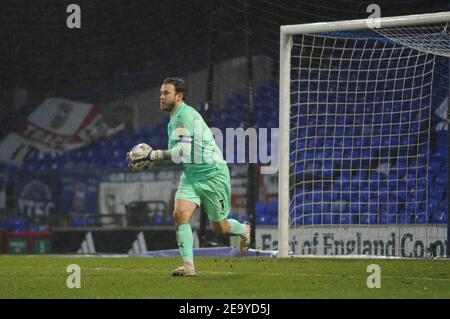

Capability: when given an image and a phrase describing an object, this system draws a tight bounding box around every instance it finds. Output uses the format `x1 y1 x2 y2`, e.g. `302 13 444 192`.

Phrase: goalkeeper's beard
161 100 176 112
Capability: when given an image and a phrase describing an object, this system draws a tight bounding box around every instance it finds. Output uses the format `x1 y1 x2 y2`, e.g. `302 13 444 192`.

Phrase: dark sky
0 0 448 100
0 1 211 97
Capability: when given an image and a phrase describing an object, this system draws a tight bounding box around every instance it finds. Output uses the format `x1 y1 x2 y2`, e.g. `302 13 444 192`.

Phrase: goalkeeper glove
126 143 154 171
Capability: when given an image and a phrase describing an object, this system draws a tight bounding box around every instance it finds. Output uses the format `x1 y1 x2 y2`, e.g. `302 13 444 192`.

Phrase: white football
128 143 152 162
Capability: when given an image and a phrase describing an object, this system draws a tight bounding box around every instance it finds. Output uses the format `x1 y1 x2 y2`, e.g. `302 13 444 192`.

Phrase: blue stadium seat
302 203 313 215
386 202 398 214
72 217 85 228
256 214 271 225
6 218 27 231
427 199 439 213
321 214 332 225
415 213 427 224
379 214 396 225
322 161 334 179
397 214 415 224
256 202 266 216
350 202 364 214
406 202 421 214
429 161 441 174
235 212 248 224
300 214 310 225
266 201 278 217
331 214 340 224
266 213 277 225
165 215 174 225
340 214 351 224
433 148 448 162
433 210 448 224
359 214 377 225
438 199 448 212
368 203 378 214
311 214 321 225
153 213 164 225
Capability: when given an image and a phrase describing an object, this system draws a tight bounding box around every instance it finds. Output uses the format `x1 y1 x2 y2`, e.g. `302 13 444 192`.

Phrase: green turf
0 255 449 298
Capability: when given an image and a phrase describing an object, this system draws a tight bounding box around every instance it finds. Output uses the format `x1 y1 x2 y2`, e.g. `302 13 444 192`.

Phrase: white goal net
278 12 450 258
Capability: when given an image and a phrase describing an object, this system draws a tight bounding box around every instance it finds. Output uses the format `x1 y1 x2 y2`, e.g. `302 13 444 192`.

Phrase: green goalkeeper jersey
167 102 227 181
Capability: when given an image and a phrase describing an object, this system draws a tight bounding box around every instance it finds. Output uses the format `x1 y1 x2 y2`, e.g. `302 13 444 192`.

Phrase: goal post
278 12 450 258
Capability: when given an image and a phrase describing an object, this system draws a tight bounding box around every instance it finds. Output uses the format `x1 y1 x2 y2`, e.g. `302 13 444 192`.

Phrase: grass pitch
0 255 449 298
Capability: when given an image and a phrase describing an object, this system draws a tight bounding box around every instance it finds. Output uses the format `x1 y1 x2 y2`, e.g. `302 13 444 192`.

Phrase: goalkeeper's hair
163 77 188 101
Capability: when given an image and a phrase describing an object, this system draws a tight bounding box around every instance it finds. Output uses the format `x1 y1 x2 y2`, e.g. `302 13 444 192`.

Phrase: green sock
228 219 246 236
177 224 194 262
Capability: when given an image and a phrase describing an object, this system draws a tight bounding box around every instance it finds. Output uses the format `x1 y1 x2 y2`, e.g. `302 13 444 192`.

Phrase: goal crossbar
281 11 450 35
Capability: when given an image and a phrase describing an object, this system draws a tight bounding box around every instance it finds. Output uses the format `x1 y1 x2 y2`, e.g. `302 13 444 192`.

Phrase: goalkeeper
127 77 250 277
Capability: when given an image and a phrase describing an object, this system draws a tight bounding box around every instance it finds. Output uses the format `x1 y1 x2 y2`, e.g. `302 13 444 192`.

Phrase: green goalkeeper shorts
175 165 231 222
